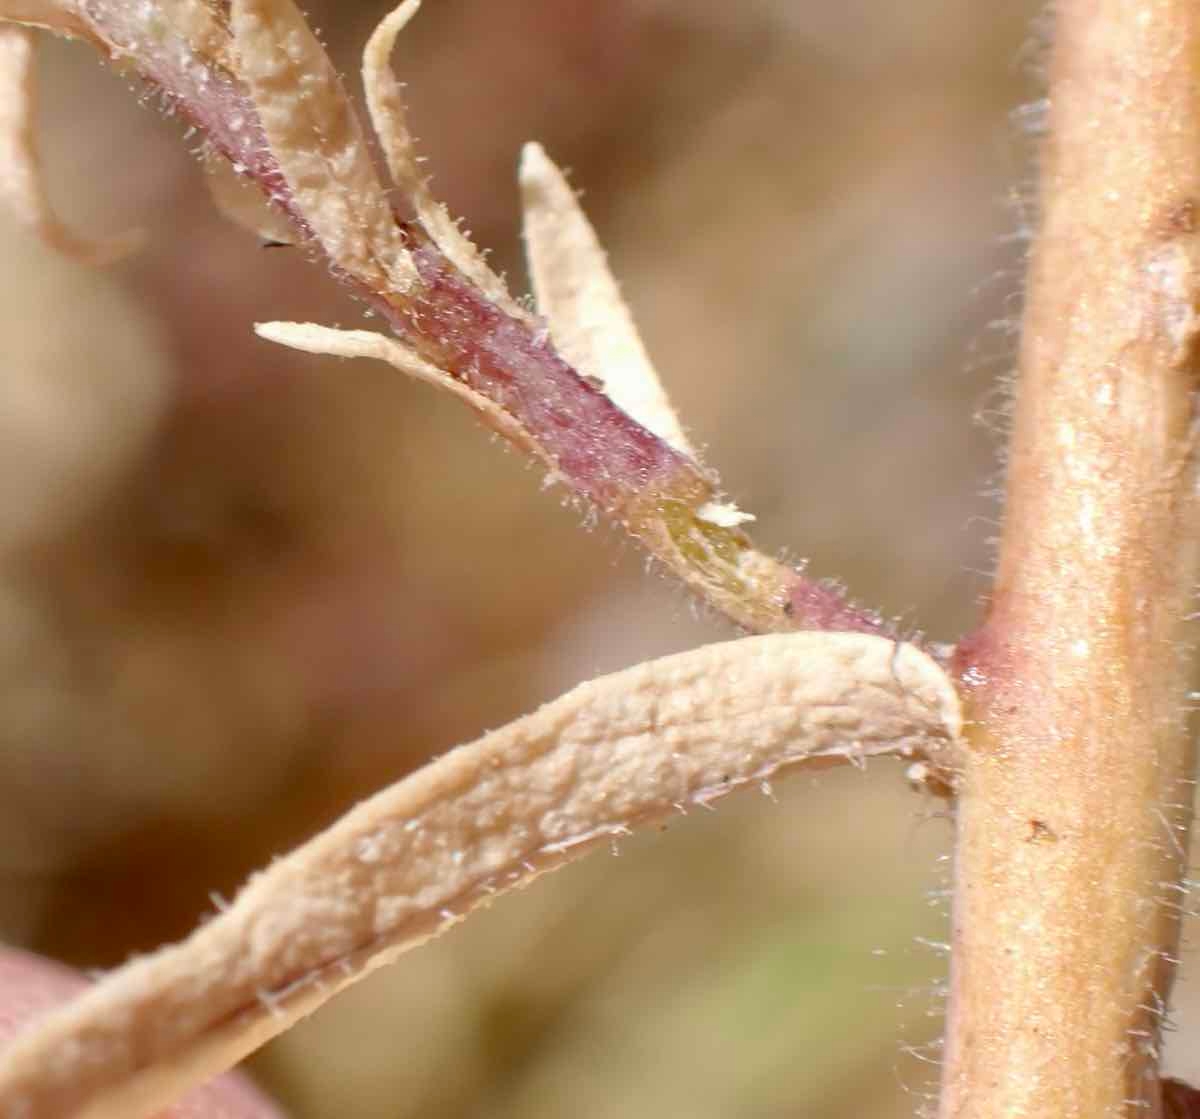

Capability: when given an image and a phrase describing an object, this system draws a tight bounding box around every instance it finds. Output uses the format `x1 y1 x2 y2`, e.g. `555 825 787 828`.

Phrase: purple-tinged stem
403 243 695 514
61 0 884 636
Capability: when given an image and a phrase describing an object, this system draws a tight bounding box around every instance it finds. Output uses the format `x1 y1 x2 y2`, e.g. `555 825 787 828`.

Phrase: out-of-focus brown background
11 1 1200 1115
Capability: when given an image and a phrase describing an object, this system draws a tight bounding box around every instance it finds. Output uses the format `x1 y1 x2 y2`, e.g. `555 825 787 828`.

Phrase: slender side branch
0 633 961 1119
944 2 1200 1115
0 0 884 636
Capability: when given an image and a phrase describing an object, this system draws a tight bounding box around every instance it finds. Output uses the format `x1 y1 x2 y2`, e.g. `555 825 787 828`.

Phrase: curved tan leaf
361 0 521 313
0 24 141 264
228 0 415 291
0 632 961 1119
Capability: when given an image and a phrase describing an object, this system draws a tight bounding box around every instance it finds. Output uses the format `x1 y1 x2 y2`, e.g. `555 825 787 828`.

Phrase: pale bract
520 140 696 459
519 140 755 530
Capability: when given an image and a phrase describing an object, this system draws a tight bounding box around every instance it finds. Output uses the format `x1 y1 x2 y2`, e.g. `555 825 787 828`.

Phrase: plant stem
49 0 883 638
943 2 1200 1115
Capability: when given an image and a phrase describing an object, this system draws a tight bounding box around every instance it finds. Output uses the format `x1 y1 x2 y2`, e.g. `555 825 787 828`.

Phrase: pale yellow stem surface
941 2 1200 1116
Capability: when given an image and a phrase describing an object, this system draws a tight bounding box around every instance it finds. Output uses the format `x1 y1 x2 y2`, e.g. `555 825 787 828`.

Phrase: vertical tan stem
942 2 1200 1116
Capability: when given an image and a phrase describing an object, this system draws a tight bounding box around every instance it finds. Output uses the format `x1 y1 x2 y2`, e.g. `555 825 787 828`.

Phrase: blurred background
13 1 1200 1116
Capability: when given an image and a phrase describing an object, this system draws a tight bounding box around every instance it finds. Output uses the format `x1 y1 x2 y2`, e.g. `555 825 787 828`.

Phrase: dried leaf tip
0 24 141 264
228 0 416 291
362 0 520 311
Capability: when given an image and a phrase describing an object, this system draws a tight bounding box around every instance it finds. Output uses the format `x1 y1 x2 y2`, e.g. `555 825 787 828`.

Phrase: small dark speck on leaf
1027 819 1057 844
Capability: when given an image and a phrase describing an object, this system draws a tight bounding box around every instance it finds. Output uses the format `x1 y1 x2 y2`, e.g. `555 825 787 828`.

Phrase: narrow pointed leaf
520 141 694 457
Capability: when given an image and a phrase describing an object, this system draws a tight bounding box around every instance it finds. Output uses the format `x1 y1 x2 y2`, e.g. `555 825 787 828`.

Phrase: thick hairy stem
943 2 1200 1116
